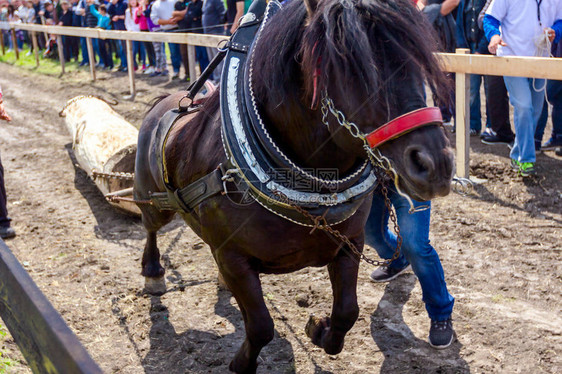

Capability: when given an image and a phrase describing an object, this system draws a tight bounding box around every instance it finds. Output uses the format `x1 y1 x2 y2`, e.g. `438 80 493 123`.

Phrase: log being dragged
60 96 141 215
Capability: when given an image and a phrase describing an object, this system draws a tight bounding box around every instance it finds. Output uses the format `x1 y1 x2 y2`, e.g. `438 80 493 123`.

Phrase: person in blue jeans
484 0 562 176
365 187 455 349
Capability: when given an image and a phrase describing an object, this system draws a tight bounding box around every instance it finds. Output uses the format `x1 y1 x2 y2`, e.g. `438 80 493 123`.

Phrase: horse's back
135 91 223 197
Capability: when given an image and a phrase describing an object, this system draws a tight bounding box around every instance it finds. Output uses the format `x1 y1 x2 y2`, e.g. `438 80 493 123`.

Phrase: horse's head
301 0 454 201
252 0 454 201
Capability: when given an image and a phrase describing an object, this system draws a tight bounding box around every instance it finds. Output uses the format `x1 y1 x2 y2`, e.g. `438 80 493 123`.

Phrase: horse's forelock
252 0 449 111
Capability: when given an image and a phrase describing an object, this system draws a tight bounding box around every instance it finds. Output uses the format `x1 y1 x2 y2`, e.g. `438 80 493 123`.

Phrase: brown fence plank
31 31 40 67
0 240 103 374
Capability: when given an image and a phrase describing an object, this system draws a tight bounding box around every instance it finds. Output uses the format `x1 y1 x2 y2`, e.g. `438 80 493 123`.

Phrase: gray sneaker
369 264 411 283
428 318 455 349
0 226 16 239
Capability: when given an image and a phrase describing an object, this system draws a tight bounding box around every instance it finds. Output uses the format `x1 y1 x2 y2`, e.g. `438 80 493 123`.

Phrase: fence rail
0 239 103 373
1 22 561 178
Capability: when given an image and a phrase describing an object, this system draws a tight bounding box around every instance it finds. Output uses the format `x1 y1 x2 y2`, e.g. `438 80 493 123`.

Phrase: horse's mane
252 0 449 116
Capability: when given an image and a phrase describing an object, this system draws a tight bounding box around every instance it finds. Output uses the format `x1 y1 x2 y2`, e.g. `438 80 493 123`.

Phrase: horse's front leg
217 253 274 374
139 207 175 294
306 246 360 355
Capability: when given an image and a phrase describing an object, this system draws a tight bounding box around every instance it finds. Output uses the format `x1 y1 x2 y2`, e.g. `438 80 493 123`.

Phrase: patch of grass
0 45 82 76
0 324 16 373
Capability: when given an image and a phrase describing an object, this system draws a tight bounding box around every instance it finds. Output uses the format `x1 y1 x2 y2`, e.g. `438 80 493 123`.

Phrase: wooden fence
1 22 561 177
0 239 103 373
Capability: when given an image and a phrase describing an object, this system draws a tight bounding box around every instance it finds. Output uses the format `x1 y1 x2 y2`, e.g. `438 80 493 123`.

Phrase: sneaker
510 158 520 170
0 226 16 239
149 70 162 77
480 127 494 139
519 162 536 177
469 128 479 136
369 264 411 283
171 72 180 80
161 69 169 76
556 147 562 156
481 133 515 145
144 66 155 75
428 318 455 349
542 137 562 150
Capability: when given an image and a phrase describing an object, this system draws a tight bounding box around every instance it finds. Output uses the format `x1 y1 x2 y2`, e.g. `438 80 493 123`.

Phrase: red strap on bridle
365 107 443 148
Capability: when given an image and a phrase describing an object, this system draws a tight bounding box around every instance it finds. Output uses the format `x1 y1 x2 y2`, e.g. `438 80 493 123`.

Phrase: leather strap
365 107 443 148
150 167 225 212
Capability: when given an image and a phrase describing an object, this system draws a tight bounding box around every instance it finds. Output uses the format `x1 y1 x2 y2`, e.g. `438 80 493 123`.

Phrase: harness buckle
220 166 241 195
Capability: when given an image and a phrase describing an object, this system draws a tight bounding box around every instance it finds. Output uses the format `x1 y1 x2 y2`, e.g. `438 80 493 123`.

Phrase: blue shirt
89 4 111 29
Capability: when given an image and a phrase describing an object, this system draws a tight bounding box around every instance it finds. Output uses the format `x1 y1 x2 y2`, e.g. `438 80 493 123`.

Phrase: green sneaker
510 159 520 170
519 162 536 177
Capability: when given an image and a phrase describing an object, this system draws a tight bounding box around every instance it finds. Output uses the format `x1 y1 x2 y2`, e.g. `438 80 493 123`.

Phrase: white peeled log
61 96 141 215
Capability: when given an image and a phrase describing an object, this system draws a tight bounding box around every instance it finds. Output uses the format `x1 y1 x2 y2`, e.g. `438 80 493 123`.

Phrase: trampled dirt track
0 62 561 373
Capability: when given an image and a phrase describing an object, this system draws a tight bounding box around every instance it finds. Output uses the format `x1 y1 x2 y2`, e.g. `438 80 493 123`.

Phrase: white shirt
150 0 177 30
125 7 140 31
486 0 562 57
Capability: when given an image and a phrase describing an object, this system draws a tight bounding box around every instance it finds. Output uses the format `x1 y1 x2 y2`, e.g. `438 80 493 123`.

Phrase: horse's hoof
229 358 257 374
305 315 331 347
144 276 167 295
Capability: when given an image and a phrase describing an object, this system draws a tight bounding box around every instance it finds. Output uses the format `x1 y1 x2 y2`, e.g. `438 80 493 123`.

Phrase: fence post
86 37 96 81
0 30 5 55
125 39 135 98
56 35 65 74
455 48 471 179
11 28 19 60
31 31 39 67
187 44 196 83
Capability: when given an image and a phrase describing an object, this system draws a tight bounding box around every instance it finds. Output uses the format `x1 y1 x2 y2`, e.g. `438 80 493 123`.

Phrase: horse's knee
248 317 274 347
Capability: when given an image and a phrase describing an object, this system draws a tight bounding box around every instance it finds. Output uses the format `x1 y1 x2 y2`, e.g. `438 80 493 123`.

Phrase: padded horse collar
219 0 377 227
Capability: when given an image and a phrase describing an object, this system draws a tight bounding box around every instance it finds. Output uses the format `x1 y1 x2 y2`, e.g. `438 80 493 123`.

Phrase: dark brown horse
134 0 454 372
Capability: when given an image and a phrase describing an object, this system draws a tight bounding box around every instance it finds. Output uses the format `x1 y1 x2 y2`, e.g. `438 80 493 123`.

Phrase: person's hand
0 102 12 122
488 34 506 54
545 27 556 43
112 15 119 21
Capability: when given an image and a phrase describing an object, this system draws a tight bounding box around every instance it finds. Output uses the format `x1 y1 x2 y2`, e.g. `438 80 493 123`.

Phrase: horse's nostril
406 147 434 176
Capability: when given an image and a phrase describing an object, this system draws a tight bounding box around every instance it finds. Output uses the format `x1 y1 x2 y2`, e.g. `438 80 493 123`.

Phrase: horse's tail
146 94 171 116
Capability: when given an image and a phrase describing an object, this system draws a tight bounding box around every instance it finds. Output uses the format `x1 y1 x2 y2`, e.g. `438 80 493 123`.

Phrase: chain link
321 95 365 140
92 170 135 181
271 188 402 267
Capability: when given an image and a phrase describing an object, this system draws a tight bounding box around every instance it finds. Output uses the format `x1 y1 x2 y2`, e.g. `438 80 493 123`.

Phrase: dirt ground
0 62 560 374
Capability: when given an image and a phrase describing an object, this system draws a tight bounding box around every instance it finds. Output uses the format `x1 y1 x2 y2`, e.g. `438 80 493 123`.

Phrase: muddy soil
0 63 560 374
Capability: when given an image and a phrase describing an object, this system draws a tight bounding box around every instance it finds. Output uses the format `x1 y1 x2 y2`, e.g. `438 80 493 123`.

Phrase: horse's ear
303 0 318 20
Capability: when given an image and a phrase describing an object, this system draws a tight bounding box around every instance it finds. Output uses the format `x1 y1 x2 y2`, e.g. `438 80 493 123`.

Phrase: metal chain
92 170 135 181
272 189 402 267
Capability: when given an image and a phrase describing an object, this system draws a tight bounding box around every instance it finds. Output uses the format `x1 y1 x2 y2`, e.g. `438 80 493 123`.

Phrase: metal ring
217 39 229 52
178 95 192 112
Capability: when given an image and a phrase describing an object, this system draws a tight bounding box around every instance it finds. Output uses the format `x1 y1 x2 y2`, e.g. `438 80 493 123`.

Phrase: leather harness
145 0 442 226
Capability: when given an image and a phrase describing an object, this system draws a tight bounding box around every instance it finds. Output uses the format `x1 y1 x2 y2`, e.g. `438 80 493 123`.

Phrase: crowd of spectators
0 0 249 81
418 0 562 176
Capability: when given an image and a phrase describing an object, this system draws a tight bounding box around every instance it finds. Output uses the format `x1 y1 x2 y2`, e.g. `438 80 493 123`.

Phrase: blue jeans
365 188 454 321
132 41 145 68
535 80 562 142
80 37 90 64
469 74 483 132
195 45 209 72
168 42 181 74
503 76 545 163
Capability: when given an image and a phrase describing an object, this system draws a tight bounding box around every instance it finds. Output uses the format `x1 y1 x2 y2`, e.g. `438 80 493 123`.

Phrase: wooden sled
60 96 141 216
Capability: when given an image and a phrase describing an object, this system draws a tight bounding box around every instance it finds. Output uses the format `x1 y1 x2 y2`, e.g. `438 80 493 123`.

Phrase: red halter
365 107 443 148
